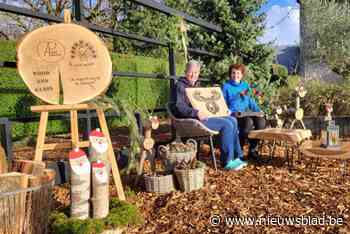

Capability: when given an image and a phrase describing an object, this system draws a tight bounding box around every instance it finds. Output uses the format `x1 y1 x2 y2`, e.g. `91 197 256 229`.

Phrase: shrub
273 79 350 117
271 64 289 84
50 198 143 234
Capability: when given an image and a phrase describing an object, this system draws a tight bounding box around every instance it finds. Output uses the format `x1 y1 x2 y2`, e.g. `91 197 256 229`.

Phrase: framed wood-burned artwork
185 87 230 117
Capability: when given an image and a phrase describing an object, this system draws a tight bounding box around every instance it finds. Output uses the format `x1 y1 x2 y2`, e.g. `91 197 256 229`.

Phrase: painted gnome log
69 148 91 219
89 129 109 171
91 161 109 218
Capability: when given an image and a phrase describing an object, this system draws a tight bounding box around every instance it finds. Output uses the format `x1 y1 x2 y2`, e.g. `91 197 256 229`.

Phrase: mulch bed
12 124 350 233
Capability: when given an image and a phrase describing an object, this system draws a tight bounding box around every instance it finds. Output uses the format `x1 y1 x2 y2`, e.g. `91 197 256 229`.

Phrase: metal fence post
0 118 12 164
168 45 176 139
73 0 83 21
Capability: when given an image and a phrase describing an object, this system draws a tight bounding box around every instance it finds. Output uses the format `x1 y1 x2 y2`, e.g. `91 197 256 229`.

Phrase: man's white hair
185 60 201 73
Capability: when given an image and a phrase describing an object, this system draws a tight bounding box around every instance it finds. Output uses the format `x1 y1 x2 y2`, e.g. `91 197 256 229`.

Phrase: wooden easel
31 103 125 200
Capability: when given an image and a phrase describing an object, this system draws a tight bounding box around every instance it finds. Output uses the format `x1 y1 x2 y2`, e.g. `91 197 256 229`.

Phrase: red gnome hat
89 128 105 138
69 147 86 159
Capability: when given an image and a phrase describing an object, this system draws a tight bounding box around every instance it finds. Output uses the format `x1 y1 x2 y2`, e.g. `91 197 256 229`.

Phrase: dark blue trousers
202 116 243 166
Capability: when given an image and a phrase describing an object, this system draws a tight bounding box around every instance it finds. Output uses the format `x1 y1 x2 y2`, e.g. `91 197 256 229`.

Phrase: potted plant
143 159 175 194
174 158 206 192
158 138 197 173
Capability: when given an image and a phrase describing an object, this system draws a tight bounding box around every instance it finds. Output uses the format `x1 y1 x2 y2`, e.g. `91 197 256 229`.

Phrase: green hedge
0 40 185 139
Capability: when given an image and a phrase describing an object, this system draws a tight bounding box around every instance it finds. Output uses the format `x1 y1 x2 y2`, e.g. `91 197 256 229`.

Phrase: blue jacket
222 80 261 113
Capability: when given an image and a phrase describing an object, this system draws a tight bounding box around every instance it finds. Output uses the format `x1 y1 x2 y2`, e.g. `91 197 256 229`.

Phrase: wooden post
34 112 48 161
96 108 125 200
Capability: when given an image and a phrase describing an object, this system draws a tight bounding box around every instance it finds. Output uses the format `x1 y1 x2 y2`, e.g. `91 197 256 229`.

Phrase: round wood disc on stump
17 23 112 104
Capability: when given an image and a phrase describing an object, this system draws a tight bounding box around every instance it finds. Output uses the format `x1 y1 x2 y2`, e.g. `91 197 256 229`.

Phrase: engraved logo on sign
193 90 221 114
70 40 97 62
37 40 65 63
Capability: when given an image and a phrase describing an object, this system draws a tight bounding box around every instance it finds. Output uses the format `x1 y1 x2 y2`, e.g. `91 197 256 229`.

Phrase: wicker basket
174 163 205 192
144 174 175 193
158 139 197 172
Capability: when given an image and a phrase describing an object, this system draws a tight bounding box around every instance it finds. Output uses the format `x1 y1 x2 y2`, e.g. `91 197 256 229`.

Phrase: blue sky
258 0 300 46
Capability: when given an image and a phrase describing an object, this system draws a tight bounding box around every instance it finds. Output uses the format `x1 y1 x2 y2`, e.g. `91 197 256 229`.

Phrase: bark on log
0 172 28 234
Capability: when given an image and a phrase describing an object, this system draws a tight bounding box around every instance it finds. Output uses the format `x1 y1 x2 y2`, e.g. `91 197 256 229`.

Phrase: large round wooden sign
17 23 112 104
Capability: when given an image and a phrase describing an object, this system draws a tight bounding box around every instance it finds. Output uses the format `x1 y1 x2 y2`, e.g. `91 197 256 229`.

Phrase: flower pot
174 162 205 192
144 173 175 193
158 139 197 172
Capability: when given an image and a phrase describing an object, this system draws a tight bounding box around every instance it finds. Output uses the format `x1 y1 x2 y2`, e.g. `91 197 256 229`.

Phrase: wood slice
17 23 112 104
248 128 312 144
186 87 230 117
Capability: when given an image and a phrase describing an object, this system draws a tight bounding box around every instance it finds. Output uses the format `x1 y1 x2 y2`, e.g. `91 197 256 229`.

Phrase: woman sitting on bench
175 60 247 170
222 64 266 160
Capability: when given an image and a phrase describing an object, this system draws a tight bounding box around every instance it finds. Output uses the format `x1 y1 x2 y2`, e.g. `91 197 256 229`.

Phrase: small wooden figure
290 85 307 129
275 106 284 128
69 148 90 219
135 116 160 186
89 128 109 171
324 102 333 122
91 161 109 218
321 103 340 149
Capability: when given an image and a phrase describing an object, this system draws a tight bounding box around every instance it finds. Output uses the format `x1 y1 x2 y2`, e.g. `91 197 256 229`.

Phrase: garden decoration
174 158 206 192
290 85 307 129
89 128 109 170
135 116 159 186
186 87 230 117
275 106 284 128
68 148 91 220
324 103 333 122
321 103 340 149
158 138 197 173
16 10 125 200
91 161 109 218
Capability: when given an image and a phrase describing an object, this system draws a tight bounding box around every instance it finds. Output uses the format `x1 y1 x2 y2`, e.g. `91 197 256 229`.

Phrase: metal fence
0 0 223 161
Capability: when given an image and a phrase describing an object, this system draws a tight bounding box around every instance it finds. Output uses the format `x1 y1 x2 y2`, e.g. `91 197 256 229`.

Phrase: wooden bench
248 128 312 168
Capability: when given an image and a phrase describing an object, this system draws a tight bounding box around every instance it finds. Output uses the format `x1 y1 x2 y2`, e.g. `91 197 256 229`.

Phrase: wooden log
0 172 28 234
12 160 45 176
17 23 112 105
91 161 109 218
0 145 8 174
69 148 90 219
88 129 109 169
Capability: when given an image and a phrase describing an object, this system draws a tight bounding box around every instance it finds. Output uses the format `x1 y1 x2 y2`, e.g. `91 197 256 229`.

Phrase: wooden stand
31 103 125 200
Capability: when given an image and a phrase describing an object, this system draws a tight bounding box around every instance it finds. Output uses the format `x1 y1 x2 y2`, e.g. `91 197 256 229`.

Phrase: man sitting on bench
174 60 247 170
